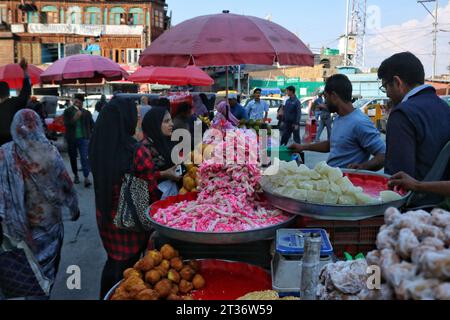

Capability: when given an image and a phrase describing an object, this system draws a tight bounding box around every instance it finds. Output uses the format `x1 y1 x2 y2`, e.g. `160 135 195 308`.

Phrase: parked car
354 97 390 116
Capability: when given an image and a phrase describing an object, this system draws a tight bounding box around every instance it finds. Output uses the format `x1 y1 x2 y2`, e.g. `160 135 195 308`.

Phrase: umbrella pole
226 66 229 101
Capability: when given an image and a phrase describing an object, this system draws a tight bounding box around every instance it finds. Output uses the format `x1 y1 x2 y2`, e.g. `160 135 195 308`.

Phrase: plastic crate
296 216 385 258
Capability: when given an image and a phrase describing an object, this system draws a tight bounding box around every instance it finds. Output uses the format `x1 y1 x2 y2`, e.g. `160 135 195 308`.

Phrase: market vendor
228 93 248 121
289 74 386 171
378 52 450 180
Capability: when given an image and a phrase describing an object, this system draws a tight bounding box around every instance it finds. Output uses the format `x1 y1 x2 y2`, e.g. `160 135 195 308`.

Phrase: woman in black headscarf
133 107 180 191
89 97 149 299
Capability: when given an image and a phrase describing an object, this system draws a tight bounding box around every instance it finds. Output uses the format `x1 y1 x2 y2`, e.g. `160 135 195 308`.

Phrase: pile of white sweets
261 161 402 205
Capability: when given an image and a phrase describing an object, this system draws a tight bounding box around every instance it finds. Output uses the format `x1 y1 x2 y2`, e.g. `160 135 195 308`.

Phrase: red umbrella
0 64 43 89
139 12 314 67
40 54 128 84
127 66 214 86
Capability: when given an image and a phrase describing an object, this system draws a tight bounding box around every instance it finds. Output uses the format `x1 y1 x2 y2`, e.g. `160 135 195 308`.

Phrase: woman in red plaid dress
90 99 180 298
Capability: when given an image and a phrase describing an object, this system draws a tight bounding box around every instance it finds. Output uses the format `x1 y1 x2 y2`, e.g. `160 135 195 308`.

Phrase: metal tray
147 213 296 245
262 170 411 221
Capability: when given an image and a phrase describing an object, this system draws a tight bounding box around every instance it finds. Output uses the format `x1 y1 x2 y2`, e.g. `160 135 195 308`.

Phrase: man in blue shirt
228 93 248 121
289 74 386 171
378 52 450 180
280 86 302 145
246 88 269 121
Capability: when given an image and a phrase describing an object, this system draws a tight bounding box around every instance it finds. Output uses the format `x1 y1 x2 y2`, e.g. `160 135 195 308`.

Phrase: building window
153 10 164 28
67 6 82 24
0 5 8 24
129 8 143 25
110 7 126 25
126 49 142 64
41 5 58 24
85 7 101 25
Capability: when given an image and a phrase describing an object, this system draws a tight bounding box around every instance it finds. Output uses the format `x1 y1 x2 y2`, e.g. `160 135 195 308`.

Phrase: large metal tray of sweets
262 169 411 221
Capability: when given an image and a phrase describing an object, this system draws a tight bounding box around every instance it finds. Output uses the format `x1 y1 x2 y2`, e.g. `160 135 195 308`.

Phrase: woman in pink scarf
213 100 239 129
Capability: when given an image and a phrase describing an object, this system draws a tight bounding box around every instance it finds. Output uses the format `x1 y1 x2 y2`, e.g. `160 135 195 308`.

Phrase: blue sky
167 0 450 76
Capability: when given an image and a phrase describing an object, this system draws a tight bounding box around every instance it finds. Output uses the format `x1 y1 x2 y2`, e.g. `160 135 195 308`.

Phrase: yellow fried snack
192 274 206 290
123 268 141 280
170 257 184 271
180 266 196 281
168 269 181 284
154 279 172 298
145 270 161 285
179 279 194 294
147 250 163 266
135 289 159 300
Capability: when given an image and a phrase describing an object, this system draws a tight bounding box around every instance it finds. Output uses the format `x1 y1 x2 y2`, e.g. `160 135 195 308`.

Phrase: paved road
50 129 329 300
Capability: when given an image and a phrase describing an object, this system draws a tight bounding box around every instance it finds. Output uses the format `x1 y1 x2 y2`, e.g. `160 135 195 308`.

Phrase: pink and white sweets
153 130 291 232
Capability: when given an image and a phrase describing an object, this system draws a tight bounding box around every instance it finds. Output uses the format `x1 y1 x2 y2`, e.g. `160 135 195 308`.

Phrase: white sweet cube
355 192 378 205
310 170 321 180
327 167 344 182
300 182 314 190
338 195 357 205
315 180 330 192
307 190 326 203
324 192 339 205
293 189 308 201
336 176 354 193
380 190 402 202
314 161 329 175
330 182 342 195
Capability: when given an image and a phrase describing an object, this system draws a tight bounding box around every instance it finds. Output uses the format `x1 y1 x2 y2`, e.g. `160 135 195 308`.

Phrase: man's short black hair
253 88 262 94
324 74 353 102
74 93 85 102
0 81 10 99
378 52 425 86
286 86 296 94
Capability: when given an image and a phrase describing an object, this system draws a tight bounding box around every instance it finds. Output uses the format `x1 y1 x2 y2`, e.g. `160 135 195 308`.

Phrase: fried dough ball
135 289 159 301
147 250 163 266
188 260 200 273
154 279 172 298
123 268 142 280
161 244 177 260
180 266 196 281
123 276 145 291
168 269 181 284
179 279 194 294
167 293 183 301
155 265 168 277
183 294 194 300
134 256 155 272
128 283 148 298
145 270 162 285
170 257 184 271
111 292 132 300
192 274 206 290
171 284 179 295
160 259 171 271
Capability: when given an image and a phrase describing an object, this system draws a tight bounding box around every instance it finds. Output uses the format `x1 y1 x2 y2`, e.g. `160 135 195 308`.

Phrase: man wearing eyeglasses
378 52 450 181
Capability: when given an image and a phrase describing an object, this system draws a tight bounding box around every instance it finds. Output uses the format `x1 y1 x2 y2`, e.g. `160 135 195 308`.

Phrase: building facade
0 0 169 66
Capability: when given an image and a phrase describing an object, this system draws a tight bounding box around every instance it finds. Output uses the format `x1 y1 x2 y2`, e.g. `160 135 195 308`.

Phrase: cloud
365 1 450 77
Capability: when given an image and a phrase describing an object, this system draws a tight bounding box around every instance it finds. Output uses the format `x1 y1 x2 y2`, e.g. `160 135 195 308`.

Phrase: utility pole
342 0 367 67
418 0 439 79
344 0 350 66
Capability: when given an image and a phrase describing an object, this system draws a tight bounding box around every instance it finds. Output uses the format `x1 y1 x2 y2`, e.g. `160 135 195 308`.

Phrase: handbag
0 232 51 299
114 172 152 232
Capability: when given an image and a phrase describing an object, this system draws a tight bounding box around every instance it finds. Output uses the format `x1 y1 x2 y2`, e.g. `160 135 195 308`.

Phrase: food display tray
146 193 296 245
263 169 411 221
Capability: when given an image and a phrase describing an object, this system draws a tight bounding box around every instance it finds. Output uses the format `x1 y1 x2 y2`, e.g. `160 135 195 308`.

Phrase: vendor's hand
288 143 304 153
71 209 80 222
388 171 420 192
19 58 28 73
347 163 367 170
161 166 182 182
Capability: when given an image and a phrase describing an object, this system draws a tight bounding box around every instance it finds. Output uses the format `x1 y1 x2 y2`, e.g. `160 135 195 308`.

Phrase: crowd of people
1 51 450 300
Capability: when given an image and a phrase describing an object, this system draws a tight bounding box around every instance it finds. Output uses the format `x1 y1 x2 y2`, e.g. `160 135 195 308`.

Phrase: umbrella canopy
40 54 128 84
139 12 314 68
0 64 43 89
127 66 214 86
